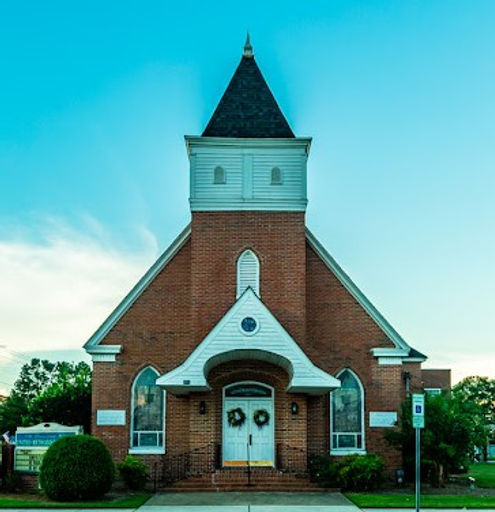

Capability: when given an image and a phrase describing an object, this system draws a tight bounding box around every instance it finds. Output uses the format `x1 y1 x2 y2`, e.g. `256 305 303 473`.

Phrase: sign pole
415 426 420 512
412 394 425 512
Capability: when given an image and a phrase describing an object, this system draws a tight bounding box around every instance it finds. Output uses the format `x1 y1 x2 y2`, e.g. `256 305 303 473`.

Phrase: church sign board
14 423 82 473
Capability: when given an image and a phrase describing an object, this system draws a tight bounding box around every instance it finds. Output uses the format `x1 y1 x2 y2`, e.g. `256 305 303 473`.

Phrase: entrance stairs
161 468 335 492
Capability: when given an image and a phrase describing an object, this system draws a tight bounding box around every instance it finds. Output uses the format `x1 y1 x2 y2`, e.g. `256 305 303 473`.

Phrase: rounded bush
39 435 115 501
338 454 384 491
117 455 149 490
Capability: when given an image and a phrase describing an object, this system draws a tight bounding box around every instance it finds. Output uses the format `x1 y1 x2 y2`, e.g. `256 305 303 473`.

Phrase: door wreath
253 408 270 428
227 407 246 428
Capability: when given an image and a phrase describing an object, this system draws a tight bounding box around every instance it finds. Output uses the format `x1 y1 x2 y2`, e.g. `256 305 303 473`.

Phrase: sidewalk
140 491 361 511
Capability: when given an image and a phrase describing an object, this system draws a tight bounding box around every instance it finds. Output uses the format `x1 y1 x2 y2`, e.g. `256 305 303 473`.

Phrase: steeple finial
243 32 253 58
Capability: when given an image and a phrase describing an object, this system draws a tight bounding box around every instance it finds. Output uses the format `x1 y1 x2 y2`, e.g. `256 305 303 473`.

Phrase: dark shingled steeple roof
202 39 295 138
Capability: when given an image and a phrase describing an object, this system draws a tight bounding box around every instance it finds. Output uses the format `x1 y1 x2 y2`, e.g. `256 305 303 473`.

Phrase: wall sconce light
291 402 299 415
199 400 207 415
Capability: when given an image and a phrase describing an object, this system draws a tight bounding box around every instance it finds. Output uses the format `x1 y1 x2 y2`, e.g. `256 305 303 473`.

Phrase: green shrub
309 454 339 487
39 435 114 501
2 471 22 493
116 455 149 490
337 454 384 491
310 453 384 491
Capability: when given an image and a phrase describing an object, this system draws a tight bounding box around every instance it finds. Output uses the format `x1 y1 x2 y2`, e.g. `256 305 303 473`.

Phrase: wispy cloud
0 216 157 393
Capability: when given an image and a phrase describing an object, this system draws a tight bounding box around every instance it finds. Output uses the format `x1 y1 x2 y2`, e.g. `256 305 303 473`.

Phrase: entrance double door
223 384 274 467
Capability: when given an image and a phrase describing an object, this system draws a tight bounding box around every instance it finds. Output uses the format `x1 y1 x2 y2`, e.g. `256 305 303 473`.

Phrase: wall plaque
97 409 126 426
369 411 397 428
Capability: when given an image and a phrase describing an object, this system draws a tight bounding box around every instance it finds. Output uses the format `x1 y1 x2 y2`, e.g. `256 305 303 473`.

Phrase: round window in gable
240 316 259 335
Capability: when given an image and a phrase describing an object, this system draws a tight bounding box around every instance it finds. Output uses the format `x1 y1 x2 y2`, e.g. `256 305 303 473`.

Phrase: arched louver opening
213 166 226 184
271 166 282 185
237 249 260 298
330 369 365 454
131 366 165 450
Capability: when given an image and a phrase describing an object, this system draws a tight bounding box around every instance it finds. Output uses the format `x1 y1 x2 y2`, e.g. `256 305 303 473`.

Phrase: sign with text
14 448 46 473
412 394 425 429
97 409 126 426
369 411 398 427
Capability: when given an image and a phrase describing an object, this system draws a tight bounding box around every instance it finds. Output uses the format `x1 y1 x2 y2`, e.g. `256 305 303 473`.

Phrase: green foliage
453 376 495 435
0 360 91 434
468 463 495 488
345 493 495 509
39 435 115 501
2 470 22 493
310 453 384 491
386 393 488 486
309 454 339 485
338 454 384 491
116 455 149 490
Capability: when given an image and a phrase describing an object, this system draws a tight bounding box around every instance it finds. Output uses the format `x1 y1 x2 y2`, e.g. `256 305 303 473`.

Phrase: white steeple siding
186 136 311 211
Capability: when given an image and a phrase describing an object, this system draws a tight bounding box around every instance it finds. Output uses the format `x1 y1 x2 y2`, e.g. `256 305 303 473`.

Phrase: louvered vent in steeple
237 249 260 298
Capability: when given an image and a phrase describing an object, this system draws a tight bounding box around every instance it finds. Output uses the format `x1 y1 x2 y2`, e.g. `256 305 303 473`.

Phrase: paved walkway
141 491 361 511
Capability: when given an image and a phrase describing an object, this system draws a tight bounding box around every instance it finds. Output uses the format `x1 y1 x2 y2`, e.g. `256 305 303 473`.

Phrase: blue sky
1 1 494 392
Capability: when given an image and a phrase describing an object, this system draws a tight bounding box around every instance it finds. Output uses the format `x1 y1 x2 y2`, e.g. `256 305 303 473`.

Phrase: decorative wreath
227 407 246 428
253 408 270 428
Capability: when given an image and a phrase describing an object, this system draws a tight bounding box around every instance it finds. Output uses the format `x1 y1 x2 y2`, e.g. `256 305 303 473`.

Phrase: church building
84 38 426 489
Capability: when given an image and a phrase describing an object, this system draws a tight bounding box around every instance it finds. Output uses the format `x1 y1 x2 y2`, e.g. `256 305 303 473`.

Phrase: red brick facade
91 211 423 482
88 46 426 487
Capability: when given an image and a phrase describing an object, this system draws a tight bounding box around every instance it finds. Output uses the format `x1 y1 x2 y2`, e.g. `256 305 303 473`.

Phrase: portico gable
156 288 340 395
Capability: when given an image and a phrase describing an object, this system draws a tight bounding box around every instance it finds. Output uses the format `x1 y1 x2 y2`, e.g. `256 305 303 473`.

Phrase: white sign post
412 394 425 512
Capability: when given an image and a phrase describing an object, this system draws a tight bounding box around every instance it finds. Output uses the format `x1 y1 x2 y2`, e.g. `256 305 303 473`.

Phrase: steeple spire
243 32 253 58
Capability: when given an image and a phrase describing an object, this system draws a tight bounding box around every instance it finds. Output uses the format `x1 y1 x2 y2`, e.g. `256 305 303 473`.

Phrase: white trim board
156 288 341 396
84 225 191 355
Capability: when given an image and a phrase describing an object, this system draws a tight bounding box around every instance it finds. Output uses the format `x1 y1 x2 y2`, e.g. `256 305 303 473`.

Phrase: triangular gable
156 288 340 395
83 225 191 360
306 228 426 363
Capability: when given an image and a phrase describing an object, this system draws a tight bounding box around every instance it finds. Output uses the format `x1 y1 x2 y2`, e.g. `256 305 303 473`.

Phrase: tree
0 359 91 434
386 393 488 486
453 376 495 427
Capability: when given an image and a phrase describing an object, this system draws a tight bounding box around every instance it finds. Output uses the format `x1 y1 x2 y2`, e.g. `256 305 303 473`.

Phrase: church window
330 369 365 454
237 249 260 298
131 366 165 451
214 166 226 184
271 166 282 185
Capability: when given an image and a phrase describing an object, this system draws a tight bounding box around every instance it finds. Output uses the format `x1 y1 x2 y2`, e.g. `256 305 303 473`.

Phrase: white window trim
236 249 260 298
130 366 166 455
330 368 366 456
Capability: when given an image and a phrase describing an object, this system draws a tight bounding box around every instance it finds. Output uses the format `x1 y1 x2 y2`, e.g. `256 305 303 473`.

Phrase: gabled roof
83 225 191 355
306 228 427 362
156 288 340 395
202 42 294 138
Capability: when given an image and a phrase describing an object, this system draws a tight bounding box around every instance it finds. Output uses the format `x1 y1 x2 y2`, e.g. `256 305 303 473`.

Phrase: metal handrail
161 443 217 484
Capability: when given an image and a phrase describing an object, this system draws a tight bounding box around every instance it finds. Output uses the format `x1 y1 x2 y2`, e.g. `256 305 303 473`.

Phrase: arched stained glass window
131 367 165 450
237 249 260 298
330 369 365 453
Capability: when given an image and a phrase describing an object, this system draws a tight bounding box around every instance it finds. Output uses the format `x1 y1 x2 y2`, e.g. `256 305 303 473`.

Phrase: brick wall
305 243 407 470
190 211 307 344
91 212 418 477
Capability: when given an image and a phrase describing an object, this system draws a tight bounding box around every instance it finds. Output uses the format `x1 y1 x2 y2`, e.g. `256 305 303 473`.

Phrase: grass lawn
469 463 495 488
345 493 495 509
0 493 150 509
